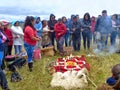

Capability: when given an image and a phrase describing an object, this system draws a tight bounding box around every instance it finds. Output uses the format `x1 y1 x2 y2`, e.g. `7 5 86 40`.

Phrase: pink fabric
33 49 41 60
1 32 7 43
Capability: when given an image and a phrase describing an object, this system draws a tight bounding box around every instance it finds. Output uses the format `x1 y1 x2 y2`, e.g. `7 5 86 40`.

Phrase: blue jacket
34 22 42 37
95 16 112 34
0 31 5 66
63 21 70 34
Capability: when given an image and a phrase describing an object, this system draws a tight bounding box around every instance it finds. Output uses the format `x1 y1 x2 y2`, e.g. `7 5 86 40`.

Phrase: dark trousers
72 35 81 51
6 45 12 55
50 32 55 46
56 36 64 53
0 68 8 89
110 31 117 46
82 32 91 50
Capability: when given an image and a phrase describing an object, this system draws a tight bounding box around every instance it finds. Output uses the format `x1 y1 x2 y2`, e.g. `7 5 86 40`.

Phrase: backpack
7 57 27 72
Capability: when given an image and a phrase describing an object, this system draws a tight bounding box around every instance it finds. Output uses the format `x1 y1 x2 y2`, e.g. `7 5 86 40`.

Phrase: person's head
42 20 47 27
50 14 56 21
112 64 120 80
83 13 91 21
91 16 96 21
12 21 19 26
3 21 9 29
62 16 67 23
71 14 75 21
72 16 77 23
0 22 5 30
24 16 35 31
102 10 107 16
112 14 118 20
57 18 62 24
76 14 80 20
35 17 41 23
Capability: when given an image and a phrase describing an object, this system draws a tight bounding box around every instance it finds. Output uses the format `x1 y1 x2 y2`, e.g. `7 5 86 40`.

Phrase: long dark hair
83 12 91 22
23 16 35 32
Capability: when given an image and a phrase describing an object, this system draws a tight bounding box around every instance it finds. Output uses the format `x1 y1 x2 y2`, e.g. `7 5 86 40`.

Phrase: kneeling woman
24 16 40 72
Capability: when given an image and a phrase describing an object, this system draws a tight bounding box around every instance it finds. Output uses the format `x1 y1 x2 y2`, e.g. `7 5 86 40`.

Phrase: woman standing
4 22 13 55
0 22 10 90
81 13 91 50
41 20 51 48
24 16 40 72
110 14 119 47
90 16 96 44
62 16 70 47
11 21 24 54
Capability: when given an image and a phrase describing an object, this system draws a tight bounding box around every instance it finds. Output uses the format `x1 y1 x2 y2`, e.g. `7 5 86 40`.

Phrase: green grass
5 48 120 90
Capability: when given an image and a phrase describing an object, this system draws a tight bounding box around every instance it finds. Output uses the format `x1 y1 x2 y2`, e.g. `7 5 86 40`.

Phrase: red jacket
91 17 96 32
4 28 13 45
24 26 37 46
54 23 66 39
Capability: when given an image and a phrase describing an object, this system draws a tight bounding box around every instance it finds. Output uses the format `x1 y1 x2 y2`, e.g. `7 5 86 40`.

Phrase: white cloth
11 26 24 45
43 25 50 32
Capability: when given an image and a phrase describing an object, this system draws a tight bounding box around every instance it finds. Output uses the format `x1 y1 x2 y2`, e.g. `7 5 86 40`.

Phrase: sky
0 0 120 21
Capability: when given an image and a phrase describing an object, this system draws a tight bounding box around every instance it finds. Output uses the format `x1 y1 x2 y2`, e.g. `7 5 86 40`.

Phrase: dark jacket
48 14 57 30
70 21 81 38
81 20 91 32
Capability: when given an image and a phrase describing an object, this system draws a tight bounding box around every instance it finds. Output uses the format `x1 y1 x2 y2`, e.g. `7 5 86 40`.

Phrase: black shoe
28 62 33 72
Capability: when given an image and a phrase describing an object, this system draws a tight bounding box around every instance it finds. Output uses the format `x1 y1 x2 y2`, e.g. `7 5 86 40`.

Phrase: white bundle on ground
50 68 88 90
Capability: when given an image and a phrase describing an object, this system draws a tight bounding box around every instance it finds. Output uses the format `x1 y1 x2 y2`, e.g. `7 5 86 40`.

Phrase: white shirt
11 26 24 45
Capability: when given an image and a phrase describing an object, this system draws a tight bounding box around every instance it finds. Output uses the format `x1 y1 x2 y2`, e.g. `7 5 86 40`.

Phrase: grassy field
5 46 120 90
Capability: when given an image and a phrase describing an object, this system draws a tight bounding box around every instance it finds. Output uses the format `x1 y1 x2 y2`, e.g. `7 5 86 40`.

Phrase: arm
81 21 91 28
11 26 24 35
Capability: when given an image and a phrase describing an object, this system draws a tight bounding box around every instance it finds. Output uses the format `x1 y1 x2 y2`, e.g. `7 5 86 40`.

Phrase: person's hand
50 30 54 32
81 29 84 32
94 31 97 35
72 28 75 32
89 26 92 28
37 37 41 41
58 33 61 36
14 36 19 39
67 28 69 30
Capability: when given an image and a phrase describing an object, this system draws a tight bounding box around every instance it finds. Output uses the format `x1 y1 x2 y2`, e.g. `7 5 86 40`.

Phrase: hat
102 10 107 13
12 20 18 25
2 21 9 26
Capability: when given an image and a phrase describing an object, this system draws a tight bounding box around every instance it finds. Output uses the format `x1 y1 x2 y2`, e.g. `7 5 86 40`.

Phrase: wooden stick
87 75 97 88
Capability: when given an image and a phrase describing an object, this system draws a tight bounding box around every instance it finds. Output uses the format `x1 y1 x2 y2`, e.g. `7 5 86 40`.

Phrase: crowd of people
0 10 120 89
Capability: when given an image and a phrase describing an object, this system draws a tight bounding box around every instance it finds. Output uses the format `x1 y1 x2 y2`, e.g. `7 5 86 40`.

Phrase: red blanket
54 55 90 73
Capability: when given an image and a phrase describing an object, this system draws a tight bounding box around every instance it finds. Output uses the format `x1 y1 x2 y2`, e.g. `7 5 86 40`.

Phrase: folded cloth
106 77 117 85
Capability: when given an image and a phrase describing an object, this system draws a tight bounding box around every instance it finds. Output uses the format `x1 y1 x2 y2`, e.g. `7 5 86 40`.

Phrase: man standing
70 16 81 51
95 10 112 51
